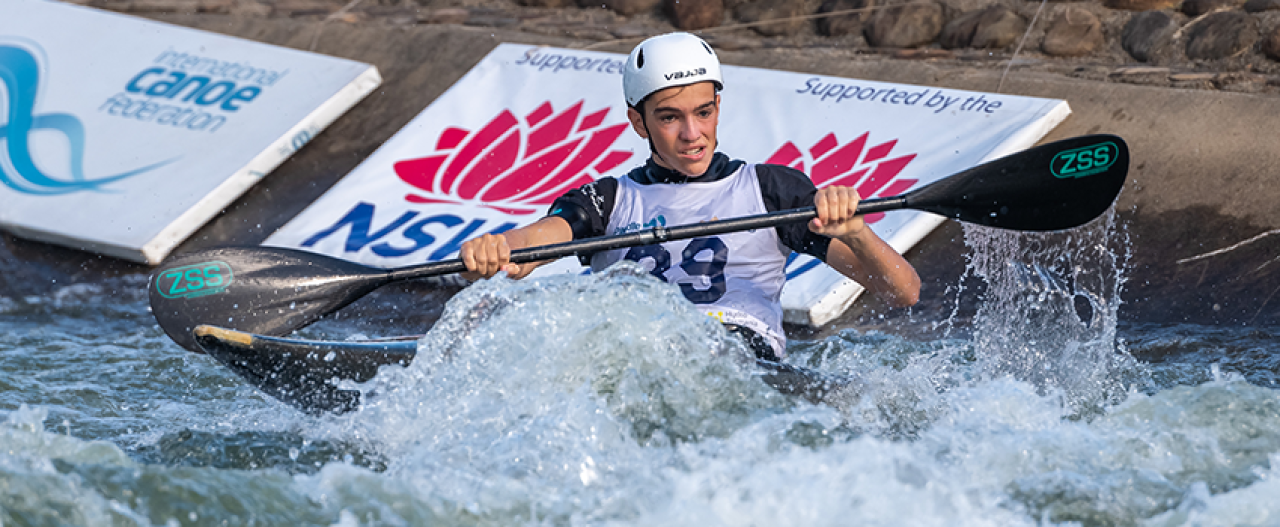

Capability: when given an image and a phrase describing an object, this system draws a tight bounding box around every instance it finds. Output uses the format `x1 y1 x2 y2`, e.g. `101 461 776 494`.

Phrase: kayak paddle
151 134 1128 352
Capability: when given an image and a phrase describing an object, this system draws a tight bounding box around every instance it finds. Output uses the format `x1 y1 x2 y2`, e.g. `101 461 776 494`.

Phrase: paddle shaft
386 197 905 282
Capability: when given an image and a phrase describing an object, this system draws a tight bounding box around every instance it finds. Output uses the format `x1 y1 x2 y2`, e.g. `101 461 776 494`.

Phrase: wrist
835 226 872 252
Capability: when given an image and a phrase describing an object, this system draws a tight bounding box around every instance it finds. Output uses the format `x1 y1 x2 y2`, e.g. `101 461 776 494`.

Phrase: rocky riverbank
72 0 1280 94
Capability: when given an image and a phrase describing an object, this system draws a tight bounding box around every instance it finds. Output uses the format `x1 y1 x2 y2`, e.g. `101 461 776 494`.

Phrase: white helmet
623 32 723 108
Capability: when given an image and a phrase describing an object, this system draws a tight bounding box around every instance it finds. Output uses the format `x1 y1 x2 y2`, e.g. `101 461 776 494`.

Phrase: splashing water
325 263 806 523
962 209 1145 413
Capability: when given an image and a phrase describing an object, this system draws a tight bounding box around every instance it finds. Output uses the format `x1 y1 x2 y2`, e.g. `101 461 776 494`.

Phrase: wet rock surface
866 2 946 47
734 0 812 36
1246 0 1280 11
1122 10 1181 62
940 5 1027 50
1185 11 1258 60
667 0 725 30
1181 0 1244 16
817 0 876 38
1042 7 1105 57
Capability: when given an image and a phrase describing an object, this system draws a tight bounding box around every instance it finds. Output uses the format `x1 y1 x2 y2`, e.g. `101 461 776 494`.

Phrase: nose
679 117 700 141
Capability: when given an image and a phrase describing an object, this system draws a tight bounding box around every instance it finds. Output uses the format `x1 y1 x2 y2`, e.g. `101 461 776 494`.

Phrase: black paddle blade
906 134 1129 231
149 246 390 352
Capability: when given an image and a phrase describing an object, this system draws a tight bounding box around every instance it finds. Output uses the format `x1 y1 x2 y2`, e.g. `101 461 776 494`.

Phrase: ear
626 106 648 140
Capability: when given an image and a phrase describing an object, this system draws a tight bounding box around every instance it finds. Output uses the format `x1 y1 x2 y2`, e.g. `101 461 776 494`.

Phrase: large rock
418 8 469 25
1041 7 1105 57
109 0 236 13
581 0 662 16
939 5 1026 49
228 0 271 17
519 0 576 7
1103 0 1182 10
1185 11 1258 60
1243 0 1280 11
817 0 874 37
1122 10 1182 62
865 2 945 47
1263 24 1280 59
666 0 725 29
1181 0 1246 15
735 0 809 36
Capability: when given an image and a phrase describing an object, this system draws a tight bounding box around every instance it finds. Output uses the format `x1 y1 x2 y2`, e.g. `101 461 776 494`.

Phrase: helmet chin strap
637 109 668 171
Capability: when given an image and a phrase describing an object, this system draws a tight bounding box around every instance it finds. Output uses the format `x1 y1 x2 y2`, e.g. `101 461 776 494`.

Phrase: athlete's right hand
459 233 521 281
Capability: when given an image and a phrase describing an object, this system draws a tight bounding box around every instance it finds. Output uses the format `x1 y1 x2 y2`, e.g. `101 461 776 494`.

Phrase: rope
998 0 1047 93
309 0 367 51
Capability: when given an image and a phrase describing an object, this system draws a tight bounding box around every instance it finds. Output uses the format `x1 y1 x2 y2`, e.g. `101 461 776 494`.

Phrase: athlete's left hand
808 185 866 239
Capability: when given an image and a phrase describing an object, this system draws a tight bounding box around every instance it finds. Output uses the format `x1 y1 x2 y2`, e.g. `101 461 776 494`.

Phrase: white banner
0 0 380 264
266 43 1068 326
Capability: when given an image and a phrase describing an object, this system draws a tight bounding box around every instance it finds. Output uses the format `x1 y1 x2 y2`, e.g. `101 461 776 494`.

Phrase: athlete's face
627 82 720 177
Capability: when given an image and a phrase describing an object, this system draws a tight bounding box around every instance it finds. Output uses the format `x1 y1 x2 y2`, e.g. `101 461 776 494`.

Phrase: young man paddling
460 32 920 360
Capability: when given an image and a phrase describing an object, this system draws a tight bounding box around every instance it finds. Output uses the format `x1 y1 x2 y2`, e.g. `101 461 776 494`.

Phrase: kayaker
458 32 920 361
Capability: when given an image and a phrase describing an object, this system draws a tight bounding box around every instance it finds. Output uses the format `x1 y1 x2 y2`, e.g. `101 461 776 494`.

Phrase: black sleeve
755 164 832 261
547 177 618 240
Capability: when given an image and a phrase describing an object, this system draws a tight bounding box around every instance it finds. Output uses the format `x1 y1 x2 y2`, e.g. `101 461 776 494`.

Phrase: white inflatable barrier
0 0 380 264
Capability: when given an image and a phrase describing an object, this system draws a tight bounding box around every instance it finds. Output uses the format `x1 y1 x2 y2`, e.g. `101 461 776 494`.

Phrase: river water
1 215 1278 526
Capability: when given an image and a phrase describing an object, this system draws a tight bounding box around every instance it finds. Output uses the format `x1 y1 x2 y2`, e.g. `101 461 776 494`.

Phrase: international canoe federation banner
267 44 1069 326
0 0 380 264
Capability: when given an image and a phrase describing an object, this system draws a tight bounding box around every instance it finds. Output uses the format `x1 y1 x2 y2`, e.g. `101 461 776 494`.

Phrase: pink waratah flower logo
394 100 634 215
765 132 917 224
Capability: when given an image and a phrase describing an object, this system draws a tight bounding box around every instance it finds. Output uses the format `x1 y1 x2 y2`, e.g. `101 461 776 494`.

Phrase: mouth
679 146 707 158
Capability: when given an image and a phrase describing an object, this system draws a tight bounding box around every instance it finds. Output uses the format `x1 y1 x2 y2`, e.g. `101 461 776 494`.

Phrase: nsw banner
266 43 1069 326
0 0 380 264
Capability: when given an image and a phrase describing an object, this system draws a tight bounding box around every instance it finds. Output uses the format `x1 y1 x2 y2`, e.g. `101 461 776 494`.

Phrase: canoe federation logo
393 100 635 215
0 43 170 195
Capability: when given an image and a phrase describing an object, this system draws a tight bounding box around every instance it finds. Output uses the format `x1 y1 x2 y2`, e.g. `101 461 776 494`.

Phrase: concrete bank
4 14 1279 332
